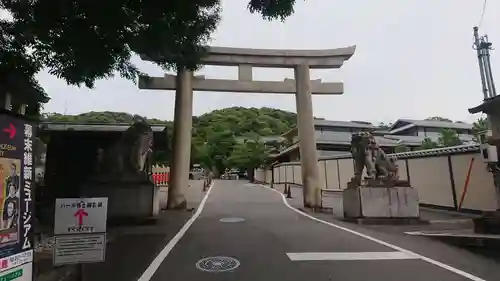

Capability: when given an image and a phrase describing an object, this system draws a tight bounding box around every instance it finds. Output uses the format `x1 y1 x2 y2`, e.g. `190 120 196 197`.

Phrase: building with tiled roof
274 118 476 162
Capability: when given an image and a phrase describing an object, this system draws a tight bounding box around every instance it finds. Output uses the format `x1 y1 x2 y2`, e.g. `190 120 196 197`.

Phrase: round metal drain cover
196 256 240 272
220 217 245 223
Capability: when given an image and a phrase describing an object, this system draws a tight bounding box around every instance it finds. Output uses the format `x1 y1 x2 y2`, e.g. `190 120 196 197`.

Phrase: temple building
273 119 476 163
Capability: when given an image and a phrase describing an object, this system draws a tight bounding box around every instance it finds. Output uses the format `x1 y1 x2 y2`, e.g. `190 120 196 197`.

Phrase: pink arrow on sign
74 209 88 226
3 123 16 139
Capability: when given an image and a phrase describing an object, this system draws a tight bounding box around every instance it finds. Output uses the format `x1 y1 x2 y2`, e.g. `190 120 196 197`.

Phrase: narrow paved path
144 181 482 281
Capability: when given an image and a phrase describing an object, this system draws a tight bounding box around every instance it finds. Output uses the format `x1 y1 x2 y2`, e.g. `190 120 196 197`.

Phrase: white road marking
287 252 419 261
260 184 487 281
137 182 215 281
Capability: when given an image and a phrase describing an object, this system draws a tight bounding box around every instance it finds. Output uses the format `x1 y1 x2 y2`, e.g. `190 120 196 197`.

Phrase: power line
478 0 488 28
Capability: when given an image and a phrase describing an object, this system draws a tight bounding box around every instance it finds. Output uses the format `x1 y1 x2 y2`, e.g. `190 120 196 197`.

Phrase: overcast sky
34 0 499 124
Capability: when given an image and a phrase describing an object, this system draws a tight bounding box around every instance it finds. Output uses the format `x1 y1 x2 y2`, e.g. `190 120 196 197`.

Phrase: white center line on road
137 181 215 281
260 184 487 281
287 252 419 261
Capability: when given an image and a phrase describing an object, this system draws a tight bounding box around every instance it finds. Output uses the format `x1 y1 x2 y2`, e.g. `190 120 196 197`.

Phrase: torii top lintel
140 45 356 69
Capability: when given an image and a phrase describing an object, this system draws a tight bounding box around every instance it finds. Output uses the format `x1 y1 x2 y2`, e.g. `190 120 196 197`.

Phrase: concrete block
343 185 420 219
321 189 344 218
80 182 157 221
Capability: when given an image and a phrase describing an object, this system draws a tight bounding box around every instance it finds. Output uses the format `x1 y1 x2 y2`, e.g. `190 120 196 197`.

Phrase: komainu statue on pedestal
94 116 154 182
349 132 405 187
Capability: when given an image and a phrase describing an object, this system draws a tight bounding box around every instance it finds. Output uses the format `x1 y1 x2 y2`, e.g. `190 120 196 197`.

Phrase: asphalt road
141 180 489 281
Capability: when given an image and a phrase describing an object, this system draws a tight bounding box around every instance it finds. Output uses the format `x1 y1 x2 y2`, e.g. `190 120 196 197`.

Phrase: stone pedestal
343 185 420 219
321 189 344 217
80 180 159 223
474 211 500 234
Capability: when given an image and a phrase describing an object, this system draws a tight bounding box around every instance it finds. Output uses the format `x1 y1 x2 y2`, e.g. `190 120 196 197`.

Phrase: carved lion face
351 132 373 150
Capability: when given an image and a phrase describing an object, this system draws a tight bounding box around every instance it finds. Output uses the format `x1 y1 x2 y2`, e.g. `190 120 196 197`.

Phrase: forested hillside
42 107 297 173
42 111 167 124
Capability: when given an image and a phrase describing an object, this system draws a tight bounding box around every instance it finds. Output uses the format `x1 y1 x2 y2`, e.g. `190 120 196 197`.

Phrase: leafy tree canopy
425 116 453 122
437 128 462 147
42 107 297 171
226 133 269 171
419 137 439 150
377 122 393 130
418 128 463 150
42 111 168 125
0 0 299 106
472 117 489 142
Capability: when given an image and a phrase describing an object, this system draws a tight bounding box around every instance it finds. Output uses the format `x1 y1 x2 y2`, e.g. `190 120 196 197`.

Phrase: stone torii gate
139 46 356 209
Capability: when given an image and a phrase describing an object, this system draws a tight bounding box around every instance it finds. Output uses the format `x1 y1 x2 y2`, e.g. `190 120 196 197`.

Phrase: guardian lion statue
350 132 400 186
95 116 154 181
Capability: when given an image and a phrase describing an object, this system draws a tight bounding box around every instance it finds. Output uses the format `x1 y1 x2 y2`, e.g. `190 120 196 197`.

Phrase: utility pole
473 26 497 99
472 26 500 214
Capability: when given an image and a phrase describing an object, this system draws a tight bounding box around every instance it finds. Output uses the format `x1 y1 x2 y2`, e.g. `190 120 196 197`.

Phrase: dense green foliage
42 110 486 173
193 107 296 139
418 128 464 150
472 117 489 142
1 0 298 107
190 107 296 173
43 107 297 173
42 111 167 124
416 117 488 149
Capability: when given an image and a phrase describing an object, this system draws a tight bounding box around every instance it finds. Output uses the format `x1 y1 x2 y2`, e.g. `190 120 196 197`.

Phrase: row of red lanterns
152 173 169 184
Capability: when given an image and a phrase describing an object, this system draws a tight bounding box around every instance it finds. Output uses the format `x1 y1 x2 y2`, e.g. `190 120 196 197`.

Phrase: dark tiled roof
390 119 472 131
469 95 500 114
314 119 376 129
311 144 481 162
316 132 403 147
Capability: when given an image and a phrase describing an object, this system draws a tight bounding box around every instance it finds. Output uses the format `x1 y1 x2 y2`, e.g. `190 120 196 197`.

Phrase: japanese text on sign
54 198 108 235
21 125 32 251
0 250 32 272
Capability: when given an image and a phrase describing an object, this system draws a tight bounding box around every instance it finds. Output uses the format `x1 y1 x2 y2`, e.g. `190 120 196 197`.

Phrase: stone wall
255 144 499 212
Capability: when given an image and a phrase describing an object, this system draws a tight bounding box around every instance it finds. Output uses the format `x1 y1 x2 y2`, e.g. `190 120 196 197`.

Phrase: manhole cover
219 217 245 223
196 256 240 272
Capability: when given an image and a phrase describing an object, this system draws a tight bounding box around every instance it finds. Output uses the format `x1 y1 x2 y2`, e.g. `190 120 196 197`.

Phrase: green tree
41 107 298 172
193 130 236 175
472 117 489 143
425 116 453 122
437 128 463 147
226 134 269 181
1 0 298 100
394 145 410 153
419 138 438 150
377 122 393 130
1 17 49 116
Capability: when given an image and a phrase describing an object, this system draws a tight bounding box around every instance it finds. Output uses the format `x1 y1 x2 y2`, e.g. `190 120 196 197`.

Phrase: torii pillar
139 46 356 209
167 70 193 209
295 64 321 208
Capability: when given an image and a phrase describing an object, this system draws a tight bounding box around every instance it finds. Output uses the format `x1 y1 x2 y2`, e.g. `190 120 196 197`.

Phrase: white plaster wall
293 165 302 185
407 156 455 208
262 151 496 212
325 159 340 189
451 154 498 211
337 159 354 190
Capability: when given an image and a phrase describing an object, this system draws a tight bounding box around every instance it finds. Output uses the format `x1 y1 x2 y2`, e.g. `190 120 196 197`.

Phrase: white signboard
54 198 108 235
53 234 106 265
0 262 32 281
0 251 33 273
